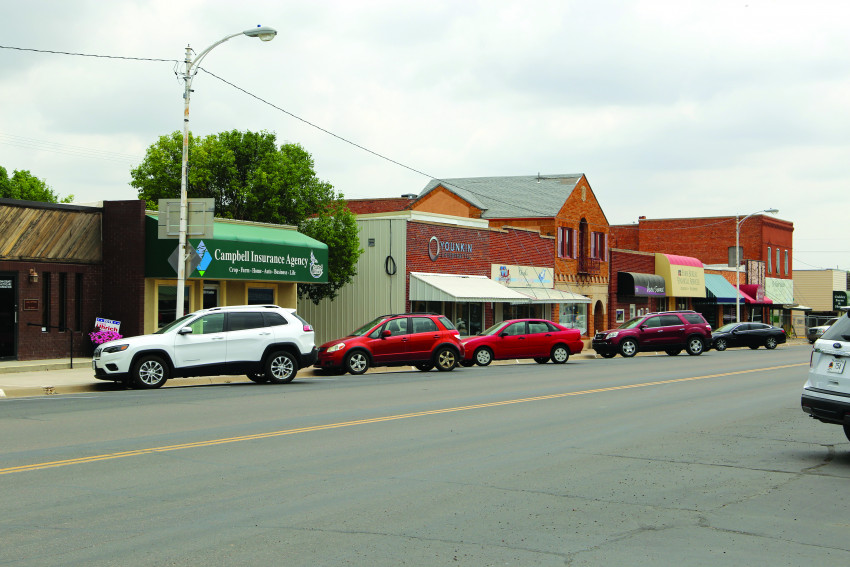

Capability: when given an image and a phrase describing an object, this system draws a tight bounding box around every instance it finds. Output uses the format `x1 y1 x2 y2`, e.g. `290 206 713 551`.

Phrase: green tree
130 130 362 303
0 166 74 203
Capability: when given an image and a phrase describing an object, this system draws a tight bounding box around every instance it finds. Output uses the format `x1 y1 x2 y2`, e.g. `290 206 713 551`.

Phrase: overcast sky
1 0 848 272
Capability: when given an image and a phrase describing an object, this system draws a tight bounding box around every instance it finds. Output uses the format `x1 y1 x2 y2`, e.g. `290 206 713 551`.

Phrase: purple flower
89 329 123 345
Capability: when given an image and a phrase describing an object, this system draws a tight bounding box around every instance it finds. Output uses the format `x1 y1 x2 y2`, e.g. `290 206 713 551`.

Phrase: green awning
704 274 742 304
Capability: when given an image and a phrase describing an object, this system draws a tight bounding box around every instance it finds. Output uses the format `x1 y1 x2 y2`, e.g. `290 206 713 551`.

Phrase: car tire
247 372 269 383
599 352 616 359
131 355 169 389
765 337 778 349
415 363 435 371
459 360 475 368
685 336 705 356
620 339 638 358
749 345 759 350
345 351 370 375
266 351 298 384
435 347 458 371
844 423 850 443
474 347 493 366
534 357 549 364
714 339 727 352
665 348 682 356
551 345 569 364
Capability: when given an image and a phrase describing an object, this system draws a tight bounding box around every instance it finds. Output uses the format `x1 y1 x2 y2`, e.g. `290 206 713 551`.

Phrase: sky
1 0 848 272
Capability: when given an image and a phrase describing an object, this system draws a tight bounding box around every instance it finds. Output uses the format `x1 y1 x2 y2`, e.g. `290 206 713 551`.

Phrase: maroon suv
592 310 712 358
315 313 464 375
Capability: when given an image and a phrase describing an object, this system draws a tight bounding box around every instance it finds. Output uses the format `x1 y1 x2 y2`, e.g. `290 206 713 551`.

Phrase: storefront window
248 287 275 305
503 303 545 321
411 301 444 316
454 302 483 336
559 303 587 335
157 285 190 327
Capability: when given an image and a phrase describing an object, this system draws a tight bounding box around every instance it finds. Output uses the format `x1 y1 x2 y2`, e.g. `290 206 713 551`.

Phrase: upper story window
557 227 576 259
767 246 772 273
590 231 607 260
784 250 789 276
776 248 781 276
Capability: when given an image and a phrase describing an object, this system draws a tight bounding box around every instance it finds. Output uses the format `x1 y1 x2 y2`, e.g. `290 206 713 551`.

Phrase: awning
704 274 742 304
508 287 591 304
655 253 705 298
617 272 666 297
740 284 773 305
410 272 531 303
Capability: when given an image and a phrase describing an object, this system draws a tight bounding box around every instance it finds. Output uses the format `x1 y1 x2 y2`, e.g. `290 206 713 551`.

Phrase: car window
263 312 288 327
751 324 769 330
660 315 683 326
681 313 705 324
821 314 850 342
438 316 456 331
385 317 409 336
643 317 662 328
528 321 549 334
187 313 225 334
502 322 527 336
228 312 265 331
411 317 438 334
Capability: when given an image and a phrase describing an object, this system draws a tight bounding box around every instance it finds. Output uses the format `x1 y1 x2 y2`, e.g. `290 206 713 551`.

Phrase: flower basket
89 329 123 346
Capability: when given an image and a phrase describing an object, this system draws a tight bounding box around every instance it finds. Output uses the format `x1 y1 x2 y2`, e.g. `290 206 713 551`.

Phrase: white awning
508 287 592 304
410 272 532 303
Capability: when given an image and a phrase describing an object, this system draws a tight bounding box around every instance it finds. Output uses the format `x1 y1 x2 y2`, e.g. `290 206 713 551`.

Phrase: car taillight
303 324 313 332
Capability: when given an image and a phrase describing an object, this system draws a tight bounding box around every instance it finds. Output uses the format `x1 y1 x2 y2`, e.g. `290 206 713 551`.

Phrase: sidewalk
0 340 807 399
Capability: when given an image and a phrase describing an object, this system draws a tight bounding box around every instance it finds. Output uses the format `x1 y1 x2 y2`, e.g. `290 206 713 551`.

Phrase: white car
801 309 850 441
93 305 316 389
807 317 839 343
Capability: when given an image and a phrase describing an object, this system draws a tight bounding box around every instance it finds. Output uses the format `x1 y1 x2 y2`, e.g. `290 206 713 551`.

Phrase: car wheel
266 351 298 384
686 336 704 356
749 345 759 350
599 352 616 359
534 357 549 364
844 423 850 443
247 372 269 383
714 338 727 352
551 345 569 364
459 360 475 368
435 347 458 371
345 351 370 375
131 355 169 389
474 347 493 366
765 337 778 349
665 348 682 356
620 339 637 358
415 363 435 371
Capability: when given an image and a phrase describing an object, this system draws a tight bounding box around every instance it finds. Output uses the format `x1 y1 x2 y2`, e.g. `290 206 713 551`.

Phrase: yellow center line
1 363 805 475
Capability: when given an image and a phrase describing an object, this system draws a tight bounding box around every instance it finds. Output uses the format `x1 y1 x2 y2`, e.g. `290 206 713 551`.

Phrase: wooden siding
0 205 102 263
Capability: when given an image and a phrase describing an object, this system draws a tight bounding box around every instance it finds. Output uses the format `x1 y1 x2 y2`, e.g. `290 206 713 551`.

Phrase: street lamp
175 26 277 319
735 208 779 323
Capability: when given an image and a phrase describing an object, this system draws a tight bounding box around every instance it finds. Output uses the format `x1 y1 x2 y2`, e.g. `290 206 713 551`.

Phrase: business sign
834 291 848 310
655 254 706 298
95 317 121 333
428 236 473 261
490 264 553 288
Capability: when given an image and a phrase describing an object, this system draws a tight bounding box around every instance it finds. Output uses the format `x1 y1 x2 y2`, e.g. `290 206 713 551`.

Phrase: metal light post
735 208 779 323
175 26 277 319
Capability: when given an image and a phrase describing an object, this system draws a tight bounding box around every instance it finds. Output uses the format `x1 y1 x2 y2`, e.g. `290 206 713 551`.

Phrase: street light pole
175 26 277 319
735 208 779 323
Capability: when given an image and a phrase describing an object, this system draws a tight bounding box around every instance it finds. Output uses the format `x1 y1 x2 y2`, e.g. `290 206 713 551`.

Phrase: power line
0 44 175 63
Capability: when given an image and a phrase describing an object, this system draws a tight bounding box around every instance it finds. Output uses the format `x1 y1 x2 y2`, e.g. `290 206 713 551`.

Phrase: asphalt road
2 343 847 566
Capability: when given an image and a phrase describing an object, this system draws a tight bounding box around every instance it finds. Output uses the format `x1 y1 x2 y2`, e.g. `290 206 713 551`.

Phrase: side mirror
178 327 193 335
499 331 509 337
382 329 392 338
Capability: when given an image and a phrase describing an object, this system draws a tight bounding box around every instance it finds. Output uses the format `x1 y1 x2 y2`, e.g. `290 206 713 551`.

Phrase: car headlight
102 344 129 354
607 331 618 338
327 343 346 353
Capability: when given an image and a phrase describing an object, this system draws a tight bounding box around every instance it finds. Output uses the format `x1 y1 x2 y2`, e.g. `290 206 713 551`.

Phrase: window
559 303 587 335
58 273 67 331
263 312 288 327
502 322 527 336
682 313 705 324
157 285 190 327
227 312 265 331
411 317 438 334
42 271 51 330
643 317 662 328
528 321 549 334
776 248 781 276
247 287 274 305
385 317 409 335
75 273 83 332
660 315 683 326
187 313 226 334
590 232 607 260
767 247 772 273
784 250 789 275
558 227 576 259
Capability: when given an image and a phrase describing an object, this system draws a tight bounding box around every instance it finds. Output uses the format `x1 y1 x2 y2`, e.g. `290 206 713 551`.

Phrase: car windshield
154 313 195 334
821 313 850 341
350 316 390 336
715 323 739 333
618 317 644 330
478 321 509 336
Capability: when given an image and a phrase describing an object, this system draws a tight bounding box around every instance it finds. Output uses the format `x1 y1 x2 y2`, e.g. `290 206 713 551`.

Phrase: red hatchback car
315 313 464 375
461 318 584 366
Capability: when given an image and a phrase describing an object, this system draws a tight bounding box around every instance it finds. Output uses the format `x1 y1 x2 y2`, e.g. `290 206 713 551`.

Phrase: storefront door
0 274 17 359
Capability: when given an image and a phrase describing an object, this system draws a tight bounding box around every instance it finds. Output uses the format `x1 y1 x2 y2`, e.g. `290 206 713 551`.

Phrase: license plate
827 359 845 374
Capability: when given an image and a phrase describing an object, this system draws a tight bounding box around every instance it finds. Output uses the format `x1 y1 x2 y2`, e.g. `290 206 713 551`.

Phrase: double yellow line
1 363 804 475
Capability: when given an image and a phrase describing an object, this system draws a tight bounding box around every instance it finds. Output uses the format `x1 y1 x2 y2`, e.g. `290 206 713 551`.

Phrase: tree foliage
0 166 74 203
130 130 362 303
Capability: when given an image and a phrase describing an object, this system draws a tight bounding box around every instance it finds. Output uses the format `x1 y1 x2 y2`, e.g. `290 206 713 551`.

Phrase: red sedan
461 318 584 366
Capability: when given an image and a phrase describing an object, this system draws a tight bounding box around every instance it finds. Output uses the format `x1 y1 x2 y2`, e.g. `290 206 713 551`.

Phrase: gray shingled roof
418 174 584 219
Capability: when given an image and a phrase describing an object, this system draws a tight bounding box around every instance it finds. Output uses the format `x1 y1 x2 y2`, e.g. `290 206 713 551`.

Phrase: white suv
801 308 850 440
93 305 316 389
